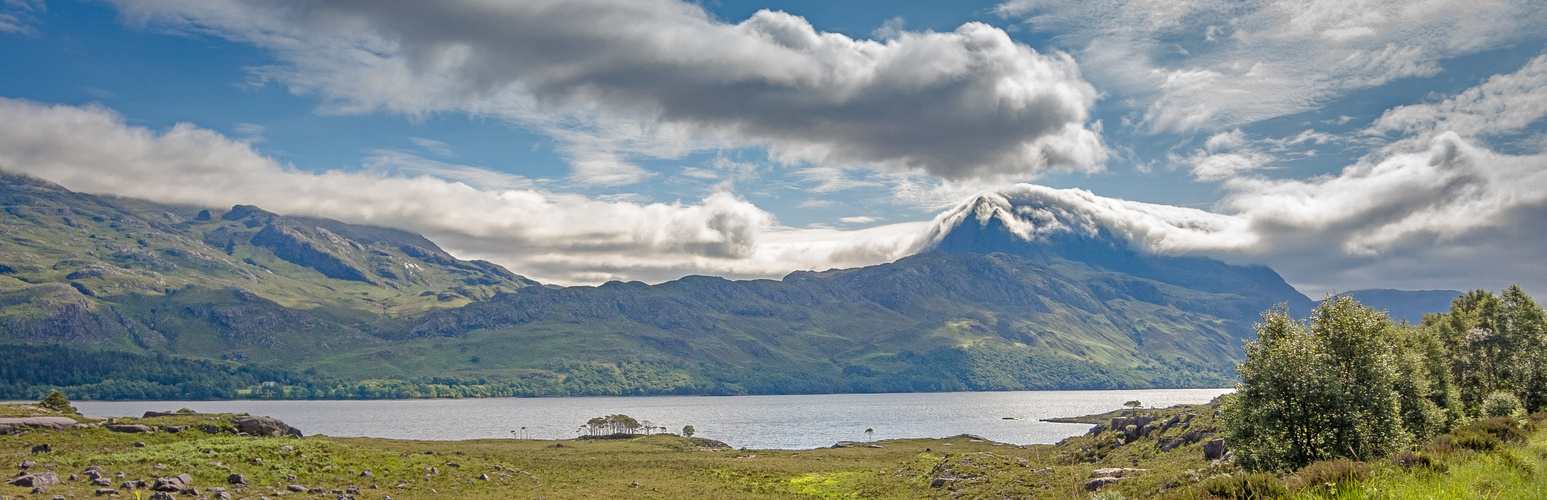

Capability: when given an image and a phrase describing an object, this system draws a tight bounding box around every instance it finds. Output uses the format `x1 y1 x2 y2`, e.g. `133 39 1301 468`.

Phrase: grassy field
4 399 1545 499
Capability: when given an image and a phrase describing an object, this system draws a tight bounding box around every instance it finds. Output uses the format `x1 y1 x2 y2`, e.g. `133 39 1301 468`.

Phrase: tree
681 425 695 437
1426 286 1547 415
38 390 75 414
1123 400 1142 416
1224 297 1407 471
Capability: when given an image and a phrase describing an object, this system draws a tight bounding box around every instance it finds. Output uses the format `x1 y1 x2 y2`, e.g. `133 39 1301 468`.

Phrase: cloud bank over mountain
0 98 930 285
110 0 1106 182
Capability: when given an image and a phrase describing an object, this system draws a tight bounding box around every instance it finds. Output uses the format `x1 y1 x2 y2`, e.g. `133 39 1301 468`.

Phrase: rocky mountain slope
0 173 536 363
0 172 1351 397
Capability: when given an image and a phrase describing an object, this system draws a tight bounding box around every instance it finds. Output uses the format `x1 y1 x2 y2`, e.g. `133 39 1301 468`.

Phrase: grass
12 401 1545 499
1 401 1236 499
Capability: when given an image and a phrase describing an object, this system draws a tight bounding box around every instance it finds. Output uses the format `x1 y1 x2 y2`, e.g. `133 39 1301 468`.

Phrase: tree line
1225 286 1546 471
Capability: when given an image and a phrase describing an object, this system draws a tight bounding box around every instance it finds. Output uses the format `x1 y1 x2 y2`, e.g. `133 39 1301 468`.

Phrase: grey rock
288 484 307 492
150 473 192 492
1203 439 1228 460
0 417 79 432
231 416 302 437
1086 477 1122 491
107 424 153 433
226 473 248 485
8 471 60 488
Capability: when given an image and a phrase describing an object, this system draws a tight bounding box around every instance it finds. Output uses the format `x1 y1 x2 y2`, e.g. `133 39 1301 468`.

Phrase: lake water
72 389 1231 450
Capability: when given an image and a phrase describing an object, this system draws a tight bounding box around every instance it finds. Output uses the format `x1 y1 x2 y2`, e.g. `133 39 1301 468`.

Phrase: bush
1291 458 1369 491
1483 391 1524 418
1432 417 1529 453
1391 451 1443 472
38 390 75 414
1200 472 1287 499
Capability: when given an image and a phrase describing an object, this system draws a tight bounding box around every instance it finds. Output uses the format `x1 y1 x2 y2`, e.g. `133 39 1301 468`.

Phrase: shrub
1391 450 1442 472
1200 472 1287 499
1432 417 1528 453
681 425 695 437
1482 391 1524 418
38 390 76 414
1461 417 1529 445
1291 458 1369 491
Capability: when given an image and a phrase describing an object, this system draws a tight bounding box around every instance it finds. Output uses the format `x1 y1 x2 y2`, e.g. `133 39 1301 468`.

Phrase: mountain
0 173 536 364
1343 289 1462 323
0 172 1392 399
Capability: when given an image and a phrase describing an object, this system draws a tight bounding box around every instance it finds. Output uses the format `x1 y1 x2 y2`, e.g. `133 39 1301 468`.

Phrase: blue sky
2 0 1546 295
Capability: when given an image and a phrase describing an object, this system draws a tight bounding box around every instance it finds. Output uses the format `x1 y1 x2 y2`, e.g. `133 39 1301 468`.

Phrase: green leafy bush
38 390 75 414
1483 391 1524 418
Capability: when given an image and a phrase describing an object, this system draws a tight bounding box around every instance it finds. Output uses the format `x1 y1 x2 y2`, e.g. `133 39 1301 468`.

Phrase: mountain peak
923 185 1312 311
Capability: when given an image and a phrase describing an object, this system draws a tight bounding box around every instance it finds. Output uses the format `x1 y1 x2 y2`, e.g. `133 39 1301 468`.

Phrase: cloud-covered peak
922 184 1251 256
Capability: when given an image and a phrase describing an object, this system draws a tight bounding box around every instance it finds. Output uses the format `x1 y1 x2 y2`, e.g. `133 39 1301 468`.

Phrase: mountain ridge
0 172 1429 398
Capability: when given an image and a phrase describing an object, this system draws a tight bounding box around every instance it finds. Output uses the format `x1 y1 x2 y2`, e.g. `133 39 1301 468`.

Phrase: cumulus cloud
0 98 931 285
110 0 1106 181
998 0 1547 133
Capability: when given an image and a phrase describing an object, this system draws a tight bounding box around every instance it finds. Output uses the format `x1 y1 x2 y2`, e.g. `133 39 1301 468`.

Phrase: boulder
8 471 60 488
1086 476 1122 491
1203 439 1228 460
231 416 302 437
1091 468 1147 477
0 417 79 433
151 473 193 492
287 484 307 492
18 459 37 469
226 473 248 485
107 424 153 434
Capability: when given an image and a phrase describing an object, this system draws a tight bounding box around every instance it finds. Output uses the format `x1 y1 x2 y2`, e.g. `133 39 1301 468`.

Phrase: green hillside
0 172 1311 398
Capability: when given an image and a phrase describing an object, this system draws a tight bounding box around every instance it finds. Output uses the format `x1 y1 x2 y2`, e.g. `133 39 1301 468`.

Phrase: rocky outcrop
232 415 302 437
0 416 78 432
250 223 373 284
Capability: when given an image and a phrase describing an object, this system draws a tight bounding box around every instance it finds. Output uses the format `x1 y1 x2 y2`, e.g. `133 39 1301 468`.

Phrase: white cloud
0 0 43 34
1185 151 1273 181
936 130 1547 295
112 0 1107 182
0 98 930 285
407 137 453 157
1366 53 1547 150
840 216 881 224
999 0 1547 133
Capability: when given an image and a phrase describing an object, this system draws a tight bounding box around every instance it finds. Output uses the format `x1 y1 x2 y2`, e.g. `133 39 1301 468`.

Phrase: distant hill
0 173 1443 399
1343 289 1462 323
0 172 536 365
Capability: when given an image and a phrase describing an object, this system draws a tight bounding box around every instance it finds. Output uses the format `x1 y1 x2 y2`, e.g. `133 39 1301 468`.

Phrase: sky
1 0 1545 296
